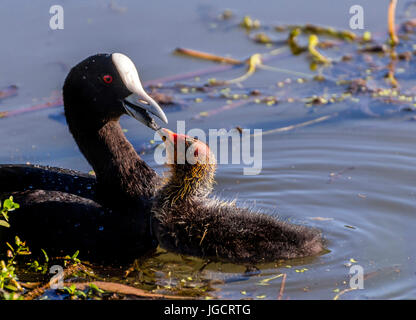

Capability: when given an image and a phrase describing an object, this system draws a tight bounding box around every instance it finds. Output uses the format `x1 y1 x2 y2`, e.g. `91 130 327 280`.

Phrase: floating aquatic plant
275 24 357 42
308 34 331 64
288 28 306 55
240 15 261 30
254 32 273 44
388 0 399 46
226 53 263 84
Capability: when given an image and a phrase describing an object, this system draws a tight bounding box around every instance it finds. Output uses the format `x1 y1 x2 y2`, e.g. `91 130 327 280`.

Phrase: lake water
0 0 415 299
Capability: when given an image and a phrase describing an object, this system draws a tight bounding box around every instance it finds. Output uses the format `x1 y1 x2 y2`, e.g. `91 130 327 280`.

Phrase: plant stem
388 0 399 46
174 48 243 65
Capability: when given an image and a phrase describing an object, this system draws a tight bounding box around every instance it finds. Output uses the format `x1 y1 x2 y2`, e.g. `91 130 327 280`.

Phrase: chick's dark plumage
151 129 324 264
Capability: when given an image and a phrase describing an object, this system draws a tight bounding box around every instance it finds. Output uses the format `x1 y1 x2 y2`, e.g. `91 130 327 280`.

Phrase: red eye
102 75 113 84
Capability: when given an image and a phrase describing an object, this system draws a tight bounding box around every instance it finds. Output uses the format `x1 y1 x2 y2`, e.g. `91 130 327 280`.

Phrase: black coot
1 53 168 263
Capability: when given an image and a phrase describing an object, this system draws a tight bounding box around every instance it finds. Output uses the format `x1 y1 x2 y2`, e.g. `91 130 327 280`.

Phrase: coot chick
151 129 324 264
1 53 168 263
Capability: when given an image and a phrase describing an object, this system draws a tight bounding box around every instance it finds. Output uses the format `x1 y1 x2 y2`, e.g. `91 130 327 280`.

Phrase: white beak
112 53 168 127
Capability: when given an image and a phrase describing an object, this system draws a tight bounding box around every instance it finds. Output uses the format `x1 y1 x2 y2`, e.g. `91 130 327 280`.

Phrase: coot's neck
67 115 158 207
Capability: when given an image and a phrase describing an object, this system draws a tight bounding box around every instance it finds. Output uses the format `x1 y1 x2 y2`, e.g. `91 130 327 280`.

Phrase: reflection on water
1 0 415 299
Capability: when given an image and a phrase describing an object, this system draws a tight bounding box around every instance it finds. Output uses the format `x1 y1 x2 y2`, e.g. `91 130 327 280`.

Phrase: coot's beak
123 90 167 131
112 53 168 130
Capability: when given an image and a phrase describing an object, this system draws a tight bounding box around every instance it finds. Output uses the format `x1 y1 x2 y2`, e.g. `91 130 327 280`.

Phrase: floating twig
0 85 18 101
277 273 287 300
70 281 195 299
333 287 358 300
0 91 174 120
193 99 253 120
144 64 239 87
0 97 63 119
174 48 242 65
257 64 317 80
252 113 338 137
386 58 399 88
173 49 265 85
388 0 400 46
171 47 290 86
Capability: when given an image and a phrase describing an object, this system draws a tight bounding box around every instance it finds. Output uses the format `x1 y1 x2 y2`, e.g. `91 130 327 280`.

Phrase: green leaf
14 236 21 246
2 197 19 212
3 198 13 211
89 283 104 294
258 273 283 285
0 220 10 228
41 249 49 263
5 242 14 252
72 250 79 260
1 210 9 220
4 284 18 292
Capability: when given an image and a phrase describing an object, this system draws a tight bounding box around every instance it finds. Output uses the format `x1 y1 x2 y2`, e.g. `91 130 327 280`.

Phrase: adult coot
1 53 168 263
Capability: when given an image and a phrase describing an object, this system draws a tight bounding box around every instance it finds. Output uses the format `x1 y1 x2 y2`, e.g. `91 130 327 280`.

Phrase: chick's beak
157 128 176 146
157 128 181 163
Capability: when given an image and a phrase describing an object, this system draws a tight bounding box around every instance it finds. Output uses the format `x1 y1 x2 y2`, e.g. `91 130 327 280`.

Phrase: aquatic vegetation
158 4 416 134
0 236 27 300
253 32 273 44
307 34 331 64
275 24 357 42
63 250 81 266
2 3 414 125
0 199 202 300
226 53 263 84
288 28 306 55
0 196 20 228
388 0 399 46
0 198 95 300
0 85 18 102
239 15 260 30
362 31 372 42
26 249 49 273
0 203 42 299
218 9 233 21
0 198 29 299
59 284 87 300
